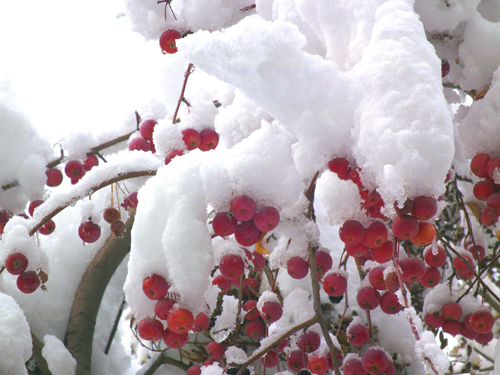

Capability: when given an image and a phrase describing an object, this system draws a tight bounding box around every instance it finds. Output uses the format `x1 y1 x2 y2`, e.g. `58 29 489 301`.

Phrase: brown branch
29 170 156 236
235 316 319 375
104 297 127 355
89 130 136 155
30 332 52 375
172 63 195 124
240 4 256 12
143 353 189 375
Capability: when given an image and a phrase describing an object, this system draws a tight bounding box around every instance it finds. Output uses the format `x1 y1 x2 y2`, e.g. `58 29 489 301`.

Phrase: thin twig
104 297 127 355
172 63 195 124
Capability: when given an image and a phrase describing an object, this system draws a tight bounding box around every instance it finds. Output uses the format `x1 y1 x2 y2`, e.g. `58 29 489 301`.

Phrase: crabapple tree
2 0 500 375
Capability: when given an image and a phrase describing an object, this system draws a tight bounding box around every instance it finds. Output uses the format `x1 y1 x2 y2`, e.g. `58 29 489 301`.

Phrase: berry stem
172 63 195 124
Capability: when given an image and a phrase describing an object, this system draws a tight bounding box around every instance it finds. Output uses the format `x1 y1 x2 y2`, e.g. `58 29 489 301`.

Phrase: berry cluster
212 195 280 247
64 153 99 185
470 152 500 226
4 252 42 294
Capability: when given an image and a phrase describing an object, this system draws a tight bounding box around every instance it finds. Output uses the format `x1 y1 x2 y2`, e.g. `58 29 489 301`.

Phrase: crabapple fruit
411 196 437 220
137 318 163 341
368 267 386 290
154 298 176 320
253 206 280 232
199 129 219 151
409 222 436 246
193 312 210 332
207 341 225 360
163 328 189 348
379 292 403 314
468 309 494 334
424 245 447 268
328 157 351 180
339 220 365 245
361 221 388 248
142 274 170 300
5 253 29 275
260 350 279 368
159 29 181 54
356 286 380 310
219 254 245 279
167 308 194 334
28 200 44 217
243 300 260 320
315 249 333 277
83 154 99 171
470 153 490 178
287 350 308 371
65 160 85 180
245 319 265 339
103 207 120 224
420 267 441 288
46 168 63 187
297 331 321 353
230 195 257 222
212 274 231 294
139 119 157 142
17 271 41 294
260 301 283 323
371 241 393 263
78 220 101 243
234 221 261 246
165 149 184 165
39 220 56 235
287 257 309 279
308 355 329 375
391 215 419 240
361 347 390 375
181 128 201 150
347 323 370 347
398 258 426 283
322 272 348 297
212 212 238 236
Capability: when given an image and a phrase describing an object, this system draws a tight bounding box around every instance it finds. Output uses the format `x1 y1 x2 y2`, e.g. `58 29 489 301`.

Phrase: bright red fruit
442 320 461 336
199 129 219 151
242 278 260 295
163 328 189 348
78 221 101 243
297 331 321 353
193 312 210 332
315 249 333 277
39 220 56 235
308 355 329 375
260 350 279 368
212 212 238 236
379 292 403 314
328 157 351 180
345 242 370 258
467 244 485 260
486 192 500 215
260 301 283 323
17 271 41 294
424 245 447 268
368 267 386 290
245 319 265 339
399 258 426 283
129 137 150 152
486 156 500 179
181 128 201 150
420 267 441 288
137 318 164 341
361 221 387 248
468 309 494 334
347 323 369 347
5 253 29 275
187 365 202 375
159 29 181 54
46 168 63 187
154 298 176 320
442 302 462 321
475 330 494 344
343 356 367 375
142 274 170 300
339 220 365 245
165 149 185 164
480 208 499 226
470 153 490 178
65 160 85 180
167 308 194 334
391 215 419 240
103 207 120 224
212 274 231 294
230 195 257 221
322 272 348 297
410 222 436 247
219 254 245 279
473 181 495 201
287 349 308 371
452 253 474 275
122 192 138 209
139 119 158 142
287 257 309 279
361 347 390 375
253 206 280 231
234 221 261 246
207 341 225 360
384 271 400 293
243 300 260 320
424 312 444 328
411 196 437 220
371 241 393 263
28 200 44 217
394 199 414 216
83 154 99 171
356 286 380 310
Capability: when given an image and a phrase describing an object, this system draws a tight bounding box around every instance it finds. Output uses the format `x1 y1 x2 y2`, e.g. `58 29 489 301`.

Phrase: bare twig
172 63 195 124
104 297 127 355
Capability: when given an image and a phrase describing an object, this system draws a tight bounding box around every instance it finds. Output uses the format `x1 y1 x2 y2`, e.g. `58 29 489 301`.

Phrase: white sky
0 0 165 142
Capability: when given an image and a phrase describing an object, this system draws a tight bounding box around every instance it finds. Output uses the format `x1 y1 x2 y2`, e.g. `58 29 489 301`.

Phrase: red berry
65 160 85 180
328 157 351 180
343 356 367 375
137 317 164 341
297 331 321 353
207 341 225 360
219 254 245 279
122 192 138 209
473 180 496 201
287 349 308 371
480 207 499 226
193 312 210 332
212 212 238 236
424 312 444 328
442 320 461 336
361 221 388 248
420 267 441 288
442 302 462 321
181 128 201 150
243 300 260 320
379 292 403 314
103 207 120 224
339 220 365 245
39 220 56 235
467 244 485 260
17 271 41 294
139 119 158 142
46 168 63 187
212 274 231 294
159 29 181 54
399 258 426 283
322 272 348 297
78 221 101 243
441 60 450 77
142 274 170 300
315 249 333 277
356 286 380 310
5 253 29 275
245 319 265 339
83 154 99 171
260 301 282 323
452 254 474 275
308 355 329 375
391 215 419 240
347 323 370 347
468 309 494 334
28 200 44 217
424 245 447 268
260 350 279 368
234 221 262 246
198 129 219 151
475 330 494 344
460 322 479 340
361 347 390 375
253 206 280 231
470 153 490 178
287 257 309 279
129 137 150 152
371 241 393 263
242 278 260 295
230 195 257 222
384 271 400 293
167 308 194 334
486 192 500 215
394 199 414 216
248 251 266 271
154 298 176 320
165 149 185 165
345 242 370 258
368 267 386 290
486 156 500 179
163 328 188 348
187 365 202 375
411 196 437 220
348 168 363 187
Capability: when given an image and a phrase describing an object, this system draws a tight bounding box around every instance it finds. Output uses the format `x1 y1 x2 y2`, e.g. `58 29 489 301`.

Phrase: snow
0 292 32 375
42 334 77 375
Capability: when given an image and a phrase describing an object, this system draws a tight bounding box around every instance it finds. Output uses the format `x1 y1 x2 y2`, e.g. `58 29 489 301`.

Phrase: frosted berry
253 206 280 231
207 341 225 360
391 215 419 240
219 254 245 279
78 221 101 243
468 309 494 334
187 365 202 375
287 349 308 371
384 271 400 293
245 319 265 339
315 249 333 277
165 149 184 164
487 157 500 180
480 208 499 226
368 267 386 290
46 168 63 187
242 278 260 295
234 221 261 246
5 253 29 275
39 220 56 235
154 298 176 320
361 347 390 375
394 199 414 216
345 242 370 258
308 355 329 375
142 274 170 300
65 160 85 180
199 129 219 151
323 272 348 297
473 180 495 201
243 300 260 320
230 195 257 222
287 257 309 279
28 200 44 217
361 221 387 248
137 317 163 341
159 29 181 54
442 302 462 321
424 245 447 268
260 350 279 368
167 308 194 334
347 323 369 347
122 192 138 209
328 157 351 180
129 137 150 152
110 220 126 237
260 301 283 323
83 154 99 171
371 241 393 263
182 128 201 150
212 212 238 236
343 356 366 375
339 220 365 245
410 222 436 246
475 330 494 344
17 271 41 294
470 153 490 178
398 257 426 283
212 274 231 294
379 292 403 314
467 244 485 261
163 328 189 348
424 312 444 328
411 196 437 220
442 320 461 336
193 312 210 332
297 331 321 353
356 286 380 310
420 267 441 288
139 119 157 142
